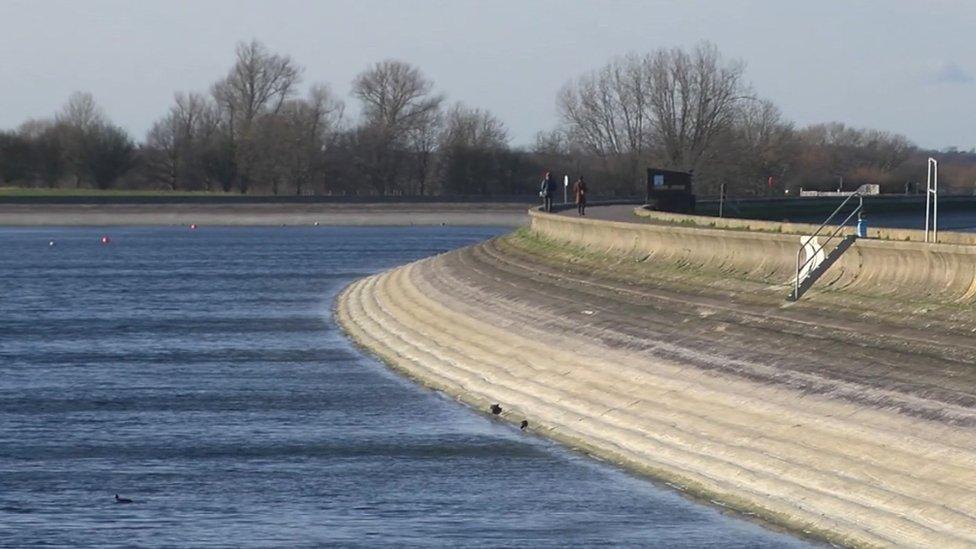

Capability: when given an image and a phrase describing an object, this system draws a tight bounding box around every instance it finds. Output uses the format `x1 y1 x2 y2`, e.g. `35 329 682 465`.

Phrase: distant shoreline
0 202 531 227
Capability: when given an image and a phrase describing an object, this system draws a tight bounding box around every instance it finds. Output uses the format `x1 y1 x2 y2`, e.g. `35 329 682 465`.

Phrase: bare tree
145 114 180 190
441 103 508 149
405 108 442 195
439 103 510 194
795 122 914 188
557 54 653 190
734 98 796 193
0 131 32 183
146 92 215 190
56 92 108 187
56 91 105 132
645 42 749 172
533 129 569 156
283 84 344 195
352 60 443 194
558 55 649 155
87 124 134 189
211 40 303 193
17 119 64 188
51 92 133 189
860 129 913 171
249 84 344 195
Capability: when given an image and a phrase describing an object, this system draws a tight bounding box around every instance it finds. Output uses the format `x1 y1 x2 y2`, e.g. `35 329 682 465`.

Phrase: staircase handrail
791 188 865 300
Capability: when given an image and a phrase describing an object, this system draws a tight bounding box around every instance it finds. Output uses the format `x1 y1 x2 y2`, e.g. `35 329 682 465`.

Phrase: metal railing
790 188 865 300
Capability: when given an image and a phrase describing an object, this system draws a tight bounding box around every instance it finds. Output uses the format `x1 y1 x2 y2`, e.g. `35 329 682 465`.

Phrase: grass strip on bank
0 187 241 198
508 227 976 333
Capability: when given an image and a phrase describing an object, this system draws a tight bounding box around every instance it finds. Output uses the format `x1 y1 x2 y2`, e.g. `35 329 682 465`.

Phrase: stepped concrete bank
336 206 976 547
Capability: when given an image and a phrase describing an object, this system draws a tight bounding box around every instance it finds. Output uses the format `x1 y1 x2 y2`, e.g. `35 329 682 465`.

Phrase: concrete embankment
337 208 976 547
621 207 976 302
693 194 976 220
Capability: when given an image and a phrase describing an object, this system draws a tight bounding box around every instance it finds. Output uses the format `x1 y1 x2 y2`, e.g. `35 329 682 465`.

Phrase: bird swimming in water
115 494 134 504
520 420 528 430
490 403 502 415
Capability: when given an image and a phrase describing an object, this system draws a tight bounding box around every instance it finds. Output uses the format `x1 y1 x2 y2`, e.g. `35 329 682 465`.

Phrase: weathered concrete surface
540 208 976 303
337 208 976 547
633 205 976 245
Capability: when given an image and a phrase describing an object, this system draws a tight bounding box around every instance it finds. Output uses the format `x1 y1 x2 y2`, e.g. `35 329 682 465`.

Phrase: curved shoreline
336 212 976 547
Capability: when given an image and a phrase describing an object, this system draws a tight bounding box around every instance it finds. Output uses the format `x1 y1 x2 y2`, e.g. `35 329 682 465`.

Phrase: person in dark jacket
539 171 554 212
573 176 587 216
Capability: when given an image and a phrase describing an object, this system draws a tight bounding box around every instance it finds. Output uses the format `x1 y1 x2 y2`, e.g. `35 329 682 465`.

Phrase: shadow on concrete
789 235 857 301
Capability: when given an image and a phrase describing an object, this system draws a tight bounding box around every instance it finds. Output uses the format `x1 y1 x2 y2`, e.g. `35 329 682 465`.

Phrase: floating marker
190 224 198 230
48 240 55 247
100 236 111 245
314 222 320 226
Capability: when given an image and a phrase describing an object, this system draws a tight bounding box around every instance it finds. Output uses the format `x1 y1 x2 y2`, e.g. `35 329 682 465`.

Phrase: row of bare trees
556 45 746 186
145 42 525 196
547 42 944 196
0 92 135 189
2 40 974 196
0 40 531 196
142 41 345 194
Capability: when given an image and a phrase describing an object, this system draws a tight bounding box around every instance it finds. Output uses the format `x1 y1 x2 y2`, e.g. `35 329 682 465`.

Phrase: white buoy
49 240 55 247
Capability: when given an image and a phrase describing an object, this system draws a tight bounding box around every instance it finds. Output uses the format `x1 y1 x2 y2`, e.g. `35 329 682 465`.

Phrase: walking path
554 202 643 222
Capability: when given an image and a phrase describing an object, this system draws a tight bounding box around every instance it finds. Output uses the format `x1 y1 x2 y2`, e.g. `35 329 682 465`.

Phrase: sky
2 0 975 150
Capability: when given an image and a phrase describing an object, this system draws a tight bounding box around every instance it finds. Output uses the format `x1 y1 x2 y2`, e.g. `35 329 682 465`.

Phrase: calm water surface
788 207 976 232
0 226 811 548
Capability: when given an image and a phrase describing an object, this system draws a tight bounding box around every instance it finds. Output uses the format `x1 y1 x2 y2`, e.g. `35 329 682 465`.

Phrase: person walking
572 175 587 216
539 171 555 213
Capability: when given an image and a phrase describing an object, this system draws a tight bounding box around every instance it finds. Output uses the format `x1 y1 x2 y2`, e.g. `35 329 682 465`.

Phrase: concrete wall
529 209 976 303
695 194 976 219
634 206 976 245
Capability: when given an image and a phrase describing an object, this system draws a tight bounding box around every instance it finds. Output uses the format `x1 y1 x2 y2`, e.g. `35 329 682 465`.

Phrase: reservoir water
0 226 810 548
789 209 976 232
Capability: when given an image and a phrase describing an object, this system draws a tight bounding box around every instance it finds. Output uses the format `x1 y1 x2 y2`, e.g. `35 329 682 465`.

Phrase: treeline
0 40 531 196
547 42 975 196
1 40 975 197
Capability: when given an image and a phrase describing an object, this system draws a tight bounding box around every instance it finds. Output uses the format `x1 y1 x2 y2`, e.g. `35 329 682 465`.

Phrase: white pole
563 175 569 204
925 158 938 243
934 158 939 243
925 160 931 242
719 183 725 218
